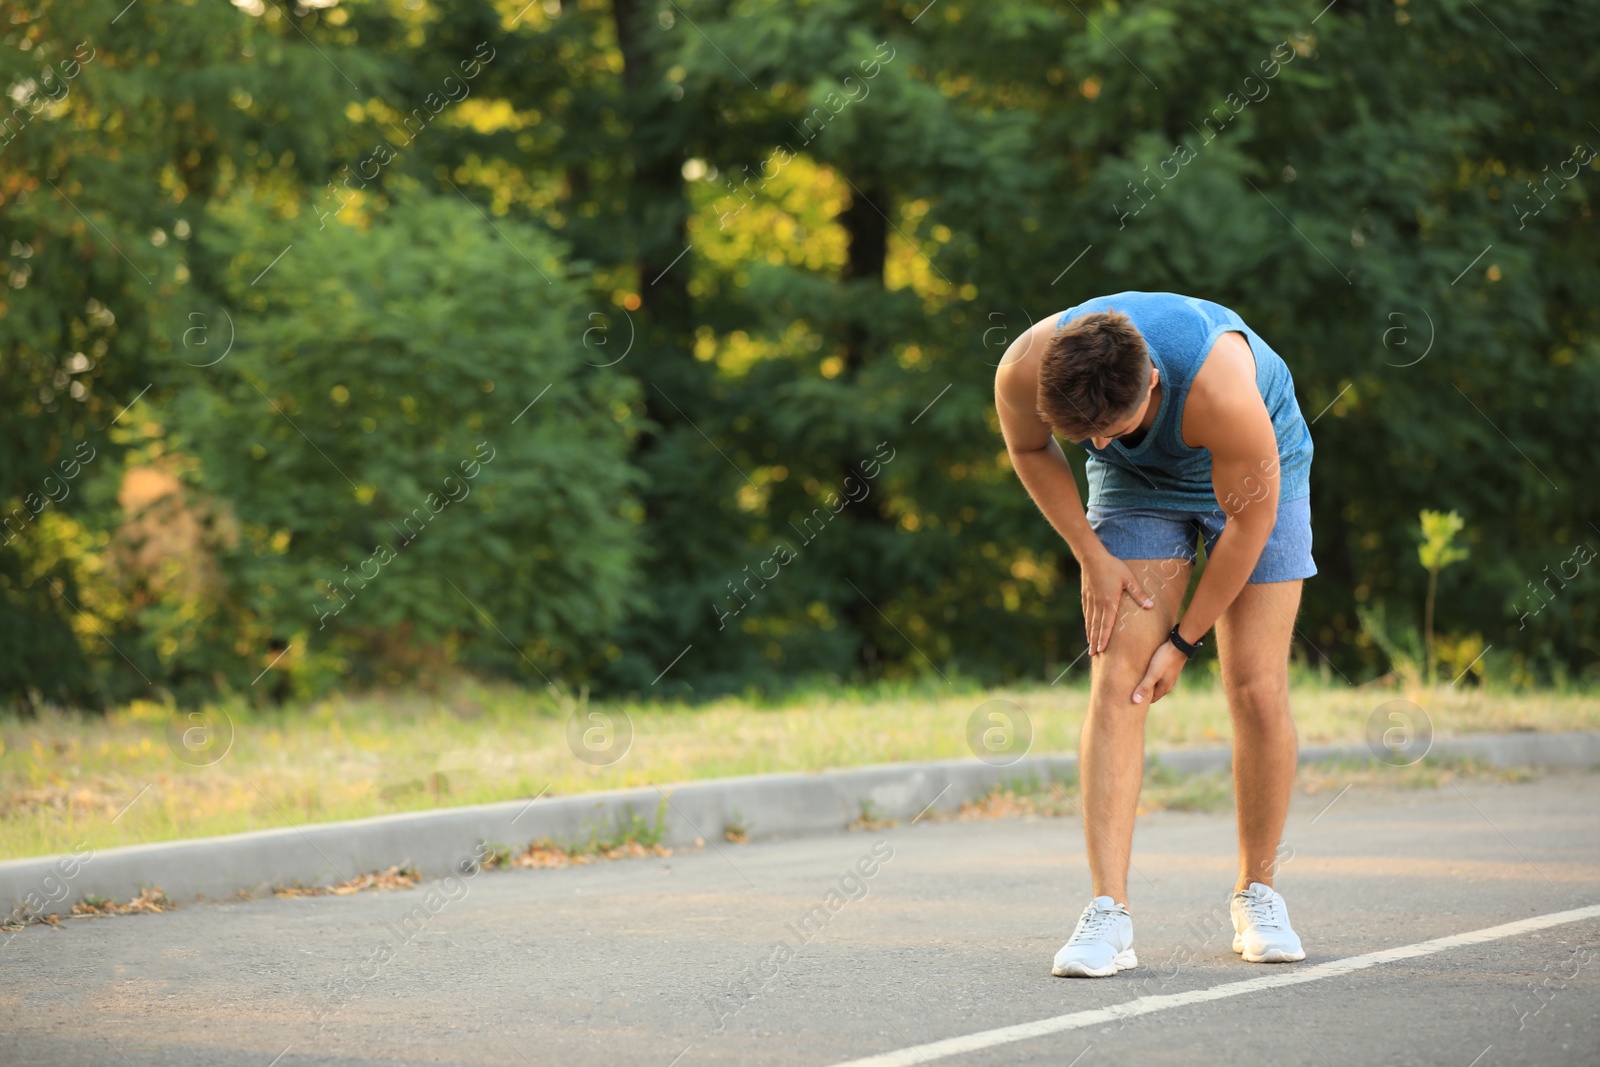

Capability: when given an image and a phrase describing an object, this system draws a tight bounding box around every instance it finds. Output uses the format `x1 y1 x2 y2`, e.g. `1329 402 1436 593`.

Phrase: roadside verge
4 730 1598 915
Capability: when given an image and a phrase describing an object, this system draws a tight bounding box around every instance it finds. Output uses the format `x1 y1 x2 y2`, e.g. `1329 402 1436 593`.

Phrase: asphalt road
3 771 1598 1067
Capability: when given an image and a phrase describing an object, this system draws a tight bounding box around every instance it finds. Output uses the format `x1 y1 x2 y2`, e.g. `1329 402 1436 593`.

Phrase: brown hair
1036 310 1151 439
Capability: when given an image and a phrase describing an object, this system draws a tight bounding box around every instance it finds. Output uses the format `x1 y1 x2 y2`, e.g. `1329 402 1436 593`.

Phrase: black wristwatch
1167 623 1204 659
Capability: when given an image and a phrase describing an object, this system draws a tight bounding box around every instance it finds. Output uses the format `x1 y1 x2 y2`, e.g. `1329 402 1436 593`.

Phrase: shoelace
1068 904 1119 944
1239 891 1283 929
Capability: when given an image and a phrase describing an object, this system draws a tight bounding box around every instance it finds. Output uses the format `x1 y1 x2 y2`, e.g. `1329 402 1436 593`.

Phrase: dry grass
69 885 174 918
272 863 422 898
2 885 175 930
2 672 1594 861
1295 755 1539 793
505 839 673 869
913 771 1234 823
922 754 1549 828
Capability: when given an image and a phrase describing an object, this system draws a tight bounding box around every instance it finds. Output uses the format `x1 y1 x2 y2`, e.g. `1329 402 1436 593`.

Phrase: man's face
1087 401 1148 450
1085 367 1158 450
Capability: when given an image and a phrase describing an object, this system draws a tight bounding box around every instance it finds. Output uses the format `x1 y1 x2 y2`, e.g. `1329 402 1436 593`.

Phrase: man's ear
1150 365 1161 389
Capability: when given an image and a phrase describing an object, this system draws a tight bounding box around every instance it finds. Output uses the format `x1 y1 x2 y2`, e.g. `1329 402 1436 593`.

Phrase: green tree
170 194 645 693
0 0 377 706
5 0 1599 706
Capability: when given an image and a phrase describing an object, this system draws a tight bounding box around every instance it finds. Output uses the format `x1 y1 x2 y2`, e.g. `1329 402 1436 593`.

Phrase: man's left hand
1132 640 1188 705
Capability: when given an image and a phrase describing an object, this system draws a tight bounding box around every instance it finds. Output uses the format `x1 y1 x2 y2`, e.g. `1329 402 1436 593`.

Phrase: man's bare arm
994 322 1153 654
1172 334 1281 646
994 340 1102 564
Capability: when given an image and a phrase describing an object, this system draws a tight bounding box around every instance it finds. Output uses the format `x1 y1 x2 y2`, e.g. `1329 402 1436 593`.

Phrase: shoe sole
1234 931 1305 963
1053 949 1138 978
1234 935 1304 963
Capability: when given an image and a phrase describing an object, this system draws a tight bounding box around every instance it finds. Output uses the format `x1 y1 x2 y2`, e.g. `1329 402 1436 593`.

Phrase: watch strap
1167 623 1203 658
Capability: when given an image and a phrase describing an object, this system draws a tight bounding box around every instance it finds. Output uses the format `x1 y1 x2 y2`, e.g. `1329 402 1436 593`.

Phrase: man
993 290 1315 978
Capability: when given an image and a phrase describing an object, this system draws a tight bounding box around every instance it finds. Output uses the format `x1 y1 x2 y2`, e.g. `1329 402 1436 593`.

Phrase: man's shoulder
996 315 1050 396
1180 333 1268 447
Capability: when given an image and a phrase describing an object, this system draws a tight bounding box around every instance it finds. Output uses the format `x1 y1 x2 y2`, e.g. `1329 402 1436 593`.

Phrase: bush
150 194 647 696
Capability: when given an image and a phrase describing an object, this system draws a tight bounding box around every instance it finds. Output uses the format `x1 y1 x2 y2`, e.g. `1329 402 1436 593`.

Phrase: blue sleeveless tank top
1053 291 1312 511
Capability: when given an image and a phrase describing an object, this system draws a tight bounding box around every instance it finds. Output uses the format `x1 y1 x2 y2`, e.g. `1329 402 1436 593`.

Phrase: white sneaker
1052 895 1137 978
1230 881 1306 963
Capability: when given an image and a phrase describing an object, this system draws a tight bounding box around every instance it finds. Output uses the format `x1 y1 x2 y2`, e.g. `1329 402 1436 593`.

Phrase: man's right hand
1080 552 1154 655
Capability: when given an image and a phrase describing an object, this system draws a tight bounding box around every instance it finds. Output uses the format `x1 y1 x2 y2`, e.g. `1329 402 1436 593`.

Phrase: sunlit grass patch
2 672 1594 860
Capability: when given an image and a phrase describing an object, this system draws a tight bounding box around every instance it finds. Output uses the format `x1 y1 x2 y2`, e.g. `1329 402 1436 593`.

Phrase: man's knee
1224 675 1289 725
1089 645 1160 711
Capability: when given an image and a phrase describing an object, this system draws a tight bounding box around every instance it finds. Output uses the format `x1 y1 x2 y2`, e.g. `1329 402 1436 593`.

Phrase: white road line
824 903 1600 1067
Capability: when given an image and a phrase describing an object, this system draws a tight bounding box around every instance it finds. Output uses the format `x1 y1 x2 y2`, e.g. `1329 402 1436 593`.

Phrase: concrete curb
4 730 1598 916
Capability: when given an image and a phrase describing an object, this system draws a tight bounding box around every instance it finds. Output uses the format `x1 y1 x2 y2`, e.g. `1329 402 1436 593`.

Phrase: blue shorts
1084 495 1317 584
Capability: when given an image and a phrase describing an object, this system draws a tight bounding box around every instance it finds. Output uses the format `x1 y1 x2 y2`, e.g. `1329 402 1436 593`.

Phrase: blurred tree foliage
170 194 646 697
1 0 1596 709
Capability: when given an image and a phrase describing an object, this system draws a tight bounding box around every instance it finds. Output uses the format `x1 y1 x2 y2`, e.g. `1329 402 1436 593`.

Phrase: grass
924 754 1545 827
3 751 1553 928
2 671 1596 861
489 800 673 870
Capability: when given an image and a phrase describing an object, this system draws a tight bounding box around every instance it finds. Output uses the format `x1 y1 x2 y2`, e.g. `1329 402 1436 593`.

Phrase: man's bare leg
1080 557 1193 908
1215 580 1303 892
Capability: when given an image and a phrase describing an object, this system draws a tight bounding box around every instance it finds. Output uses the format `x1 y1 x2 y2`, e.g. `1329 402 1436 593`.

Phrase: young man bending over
993 291 1316 977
